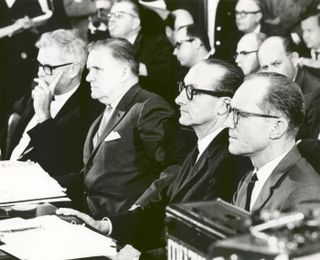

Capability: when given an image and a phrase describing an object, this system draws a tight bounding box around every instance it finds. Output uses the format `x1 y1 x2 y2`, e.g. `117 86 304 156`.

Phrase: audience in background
108 0 177 104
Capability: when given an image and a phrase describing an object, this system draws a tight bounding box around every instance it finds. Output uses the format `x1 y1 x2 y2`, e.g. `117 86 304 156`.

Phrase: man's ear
290 52 300 68
132 17 141 31
120 66 129 82
68 63 81 78
192 38 203 49
217 97 231 116
270 118 288 139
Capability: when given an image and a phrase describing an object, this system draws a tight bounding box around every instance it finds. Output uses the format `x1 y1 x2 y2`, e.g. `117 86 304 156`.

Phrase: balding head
258 36 299 80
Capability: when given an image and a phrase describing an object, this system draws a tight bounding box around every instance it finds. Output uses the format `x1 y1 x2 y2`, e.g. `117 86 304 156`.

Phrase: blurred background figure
235 32 266 75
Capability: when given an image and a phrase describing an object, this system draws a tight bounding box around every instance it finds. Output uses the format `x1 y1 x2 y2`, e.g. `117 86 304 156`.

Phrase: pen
0 226 41 233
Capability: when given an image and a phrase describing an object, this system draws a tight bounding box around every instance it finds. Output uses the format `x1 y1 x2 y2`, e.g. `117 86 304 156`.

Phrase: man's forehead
112 2 136 14
236 0 260 10
175 27 188 40
238 36 257 50
185 63 224 88
232 77 267 107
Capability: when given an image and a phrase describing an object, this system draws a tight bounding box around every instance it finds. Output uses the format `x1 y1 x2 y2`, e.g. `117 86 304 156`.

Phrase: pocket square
104 131 121 142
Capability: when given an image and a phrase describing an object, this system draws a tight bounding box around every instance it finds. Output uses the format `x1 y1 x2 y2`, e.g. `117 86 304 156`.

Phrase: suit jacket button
217 26 222 31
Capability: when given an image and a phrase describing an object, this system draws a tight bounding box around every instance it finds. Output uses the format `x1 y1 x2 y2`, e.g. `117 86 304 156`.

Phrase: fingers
49 71 63 95
56 208 94 225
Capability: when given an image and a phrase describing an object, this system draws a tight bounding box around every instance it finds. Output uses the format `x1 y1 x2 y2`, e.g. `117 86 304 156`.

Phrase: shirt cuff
101 217 112 235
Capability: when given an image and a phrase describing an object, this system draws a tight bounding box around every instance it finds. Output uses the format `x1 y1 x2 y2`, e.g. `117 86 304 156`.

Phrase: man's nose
175 90 186 105
224 113 235 129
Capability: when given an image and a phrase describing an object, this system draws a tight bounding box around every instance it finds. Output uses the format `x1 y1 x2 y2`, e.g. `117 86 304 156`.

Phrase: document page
0 161 68 205
0 215 117 260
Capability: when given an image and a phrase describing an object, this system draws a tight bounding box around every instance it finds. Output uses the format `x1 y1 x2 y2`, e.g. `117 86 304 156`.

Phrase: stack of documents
0 215 117 259
0 161 69 206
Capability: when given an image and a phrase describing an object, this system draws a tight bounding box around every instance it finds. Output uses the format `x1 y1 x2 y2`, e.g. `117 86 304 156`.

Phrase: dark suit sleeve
134 97 184 206
109 199 167 251
297 139 320 174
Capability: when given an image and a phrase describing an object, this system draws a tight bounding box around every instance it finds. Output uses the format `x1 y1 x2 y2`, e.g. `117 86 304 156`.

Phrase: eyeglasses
178 81 232 101
234 50 258 59
107 11 138 20
235 10 261 18
226 103 279 126
174 39 195 49
36 60 73 76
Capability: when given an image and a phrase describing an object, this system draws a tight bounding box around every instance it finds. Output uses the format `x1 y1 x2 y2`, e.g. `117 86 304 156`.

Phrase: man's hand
110 245 141 260
56 208 111 234
32 72 63 123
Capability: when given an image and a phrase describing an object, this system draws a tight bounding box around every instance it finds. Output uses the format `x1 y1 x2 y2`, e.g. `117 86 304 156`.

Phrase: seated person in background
173 24 211 78
235 0 264 35
226 72 320 213
299 3 320 69
164 8 194 45
63 38 184 218
1 29 102 177
108 0 177 104
235 32 266 75
57 58 252 259
258 36 320 139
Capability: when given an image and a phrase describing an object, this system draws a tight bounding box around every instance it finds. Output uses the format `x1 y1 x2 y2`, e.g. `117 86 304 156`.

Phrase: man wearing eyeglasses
226 72 320 213
235 32 266 75
107 0 177 104
1 29 102 177
57 58 252 259
235 0 264 34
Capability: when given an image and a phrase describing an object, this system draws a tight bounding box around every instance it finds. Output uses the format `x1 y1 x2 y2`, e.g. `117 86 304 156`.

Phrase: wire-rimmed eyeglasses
174 39 195 49
36 60 73 76
178 81 233 101
107 11 138 20
226 103 280 126
235 10 261 18
234 50 258 59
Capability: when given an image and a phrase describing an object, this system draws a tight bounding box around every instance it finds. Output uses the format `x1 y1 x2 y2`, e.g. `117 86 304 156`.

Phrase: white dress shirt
311 48 320 60
10 86 78 160
196 127 225 162
249 148 292 210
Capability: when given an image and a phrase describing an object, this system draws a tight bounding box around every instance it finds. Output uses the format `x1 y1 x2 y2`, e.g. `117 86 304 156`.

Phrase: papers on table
0 215 117 260
0 161 69 206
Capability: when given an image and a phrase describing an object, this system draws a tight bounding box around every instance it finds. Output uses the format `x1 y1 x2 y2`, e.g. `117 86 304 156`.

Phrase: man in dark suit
1 29 102 177
57 58 252 259
225 72 320 213
76 37 183 218
258 36 320 139
107 0 177 104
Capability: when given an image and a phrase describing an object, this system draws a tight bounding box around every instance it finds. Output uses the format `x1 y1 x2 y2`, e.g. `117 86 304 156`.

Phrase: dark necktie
315 51 319 60
192 146 199 167
245 173 258 211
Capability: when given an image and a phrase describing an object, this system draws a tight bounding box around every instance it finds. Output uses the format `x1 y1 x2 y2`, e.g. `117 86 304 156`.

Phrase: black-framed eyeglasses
226 103 279 126
107 11 138 20
174 39 195 49
178 81 232 101
36 60 73 76
235 10 261 18
234 50 258 59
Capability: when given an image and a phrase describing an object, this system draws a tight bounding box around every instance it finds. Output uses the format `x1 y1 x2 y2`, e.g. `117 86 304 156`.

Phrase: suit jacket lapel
171 129 228 202
85 84 141 164
251 146 301 211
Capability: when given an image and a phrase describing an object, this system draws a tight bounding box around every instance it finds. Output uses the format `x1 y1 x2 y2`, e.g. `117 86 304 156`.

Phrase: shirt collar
253 147 292 183
197 127 224 156
53 84 79 102
127 31 139 45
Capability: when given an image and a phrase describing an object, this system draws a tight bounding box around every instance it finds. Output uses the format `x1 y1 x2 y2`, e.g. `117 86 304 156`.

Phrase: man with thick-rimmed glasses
1 29 102 178
57 58 252 260
225 72 320 213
